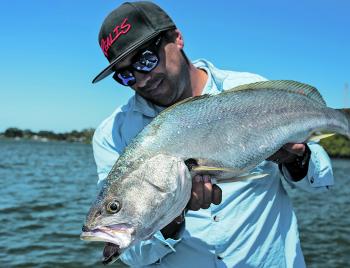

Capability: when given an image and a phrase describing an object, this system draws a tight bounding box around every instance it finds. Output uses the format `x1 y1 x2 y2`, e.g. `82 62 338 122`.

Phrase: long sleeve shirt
92 59 334 267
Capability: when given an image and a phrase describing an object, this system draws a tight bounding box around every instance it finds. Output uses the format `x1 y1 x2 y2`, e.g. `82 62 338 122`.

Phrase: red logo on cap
100 18 131 57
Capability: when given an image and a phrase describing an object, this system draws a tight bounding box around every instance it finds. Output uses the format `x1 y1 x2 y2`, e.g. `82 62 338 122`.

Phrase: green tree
4 128 23 138
320 134 350 158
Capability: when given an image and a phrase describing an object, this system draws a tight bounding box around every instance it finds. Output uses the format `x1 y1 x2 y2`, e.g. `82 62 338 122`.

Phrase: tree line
1 128 349 158
0 127 95 144
320 134 350 158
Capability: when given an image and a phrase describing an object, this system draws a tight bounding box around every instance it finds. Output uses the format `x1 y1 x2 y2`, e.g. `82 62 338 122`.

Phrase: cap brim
92 31 164 84
92 62 116 84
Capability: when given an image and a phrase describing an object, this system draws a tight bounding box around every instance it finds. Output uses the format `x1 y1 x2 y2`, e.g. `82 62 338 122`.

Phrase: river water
0 139 349 267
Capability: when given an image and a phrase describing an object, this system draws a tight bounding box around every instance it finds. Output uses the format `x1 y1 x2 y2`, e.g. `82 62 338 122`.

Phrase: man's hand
267 143 311 181
187 175 222 211
267 143 306 164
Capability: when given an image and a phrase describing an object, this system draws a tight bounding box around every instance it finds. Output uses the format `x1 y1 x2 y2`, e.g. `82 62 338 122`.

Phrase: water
0 139 125 268
0 139 349 267
286 159 350 267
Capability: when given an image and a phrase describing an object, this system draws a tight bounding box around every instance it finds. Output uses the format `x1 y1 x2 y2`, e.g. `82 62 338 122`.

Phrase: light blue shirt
92 59 334 267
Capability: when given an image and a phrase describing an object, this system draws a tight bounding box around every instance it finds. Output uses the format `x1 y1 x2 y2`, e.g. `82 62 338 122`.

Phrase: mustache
138 74 165 92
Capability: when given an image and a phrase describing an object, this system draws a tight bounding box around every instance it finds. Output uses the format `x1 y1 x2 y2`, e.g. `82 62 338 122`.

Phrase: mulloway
81 80 350 264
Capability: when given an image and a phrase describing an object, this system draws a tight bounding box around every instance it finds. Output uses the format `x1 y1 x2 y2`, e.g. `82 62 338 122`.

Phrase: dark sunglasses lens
132 50 158 72
113 70 136 86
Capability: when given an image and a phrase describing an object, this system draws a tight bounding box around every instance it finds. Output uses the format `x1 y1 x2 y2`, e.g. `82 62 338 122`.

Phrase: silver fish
81 80 350 264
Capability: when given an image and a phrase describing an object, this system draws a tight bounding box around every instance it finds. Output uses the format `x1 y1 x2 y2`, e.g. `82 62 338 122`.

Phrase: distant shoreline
1 128 349 158
0 127 94 144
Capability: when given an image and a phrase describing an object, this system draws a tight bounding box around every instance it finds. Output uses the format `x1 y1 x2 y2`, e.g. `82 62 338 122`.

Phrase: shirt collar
193 59 227 95
132 93 165 117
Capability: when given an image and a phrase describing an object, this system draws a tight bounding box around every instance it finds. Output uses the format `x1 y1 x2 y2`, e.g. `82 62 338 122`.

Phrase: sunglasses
112 35 162 86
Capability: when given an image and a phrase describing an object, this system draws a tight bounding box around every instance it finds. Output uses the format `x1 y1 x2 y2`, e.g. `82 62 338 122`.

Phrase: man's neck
189 64 208 97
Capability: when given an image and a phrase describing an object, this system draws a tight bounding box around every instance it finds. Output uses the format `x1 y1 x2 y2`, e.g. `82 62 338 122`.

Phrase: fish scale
145 88 340 171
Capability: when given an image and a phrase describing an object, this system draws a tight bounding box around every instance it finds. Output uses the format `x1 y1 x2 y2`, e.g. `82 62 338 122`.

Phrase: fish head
81 154 192 263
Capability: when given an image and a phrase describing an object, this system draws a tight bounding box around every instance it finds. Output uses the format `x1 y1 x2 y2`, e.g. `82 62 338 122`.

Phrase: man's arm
268 143 334 192
267 143 310 181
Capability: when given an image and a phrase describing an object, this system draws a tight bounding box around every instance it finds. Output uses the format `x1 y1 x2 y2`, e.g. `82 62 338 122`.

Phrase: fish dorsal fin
227 80 327 106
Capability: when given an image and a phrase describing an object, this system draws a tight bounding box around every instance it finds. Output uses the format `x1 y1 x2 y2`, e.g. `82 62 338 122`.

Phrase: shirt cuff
119 231 183 266
282 143 334 193
153 230 183 252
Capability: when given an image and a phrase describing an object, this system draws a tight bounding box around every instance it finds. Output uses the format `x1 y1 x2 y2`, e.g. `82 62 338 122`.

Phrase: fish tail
337 108 350 138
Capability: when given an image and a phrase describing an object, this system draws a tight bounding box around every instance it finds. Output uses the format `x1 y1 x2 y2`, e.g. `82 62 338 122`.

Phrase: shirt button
217 255 223 260
310 177 314 184
213 215 219 222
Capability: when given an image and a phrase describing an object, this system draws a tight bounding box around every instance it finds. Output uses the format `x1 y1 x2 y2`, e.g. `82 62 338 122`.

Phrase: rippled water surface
0 139 349 267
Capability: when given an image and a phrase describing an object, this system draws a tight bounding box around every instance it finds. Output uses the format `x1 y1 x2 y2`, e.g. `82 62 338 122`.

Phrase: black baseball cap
92 1 176 83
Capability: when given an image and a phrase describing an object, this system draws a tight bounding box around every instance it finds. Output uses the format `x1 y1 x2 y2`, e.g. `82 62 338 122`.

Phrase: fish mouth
80 224 134 265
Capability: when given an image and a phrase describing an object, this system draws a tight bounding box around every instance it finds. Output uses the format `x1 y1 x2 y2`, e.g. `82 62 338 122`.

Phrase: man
92 1 334 267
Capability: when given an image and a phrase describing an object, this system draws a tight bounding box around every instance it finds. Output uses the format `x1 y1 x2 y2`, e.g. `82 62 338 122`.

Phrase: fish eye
106 200 121 214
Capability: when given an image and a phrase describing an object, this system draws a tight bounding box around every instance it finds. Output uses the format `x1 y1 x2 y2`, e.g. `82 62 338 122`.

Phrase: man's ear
174 29 184 49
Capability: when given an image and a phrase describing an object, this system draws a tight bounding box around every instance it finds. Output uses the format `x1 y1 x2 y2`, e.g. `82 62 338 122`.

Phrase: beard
136 52 192 107
161 58 192 107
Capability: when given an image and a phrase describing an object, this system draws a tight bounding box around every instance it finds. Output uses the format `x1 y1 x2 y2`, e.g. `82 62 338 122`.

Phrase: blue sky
0 0 349 132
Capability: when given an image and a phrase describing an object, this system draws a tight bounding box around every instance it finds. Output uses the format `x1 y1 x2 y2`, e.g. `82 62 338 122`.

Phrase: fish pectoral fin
191 165 268 183
191 165 239 178
308 133 335 142
192 166 235 172
212 173 269 184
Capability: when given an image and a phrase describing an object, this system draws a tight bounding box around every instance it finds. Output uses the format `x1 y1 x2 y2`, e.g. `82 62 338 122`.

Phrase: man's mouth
141 78 163 93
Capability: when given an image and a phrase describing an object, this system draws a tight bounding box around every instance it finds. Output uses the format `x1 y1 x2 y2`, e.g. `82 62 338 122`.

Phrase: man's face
114 33 190 107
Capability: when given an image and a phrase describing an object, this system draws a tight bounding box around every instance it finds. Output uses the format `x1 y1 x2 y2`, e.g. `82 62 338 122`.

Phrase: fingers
188 175 222 211
283 143 305 156
267 149 295 164
212 184 222 205
202 175 212 209
188 175 203 211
